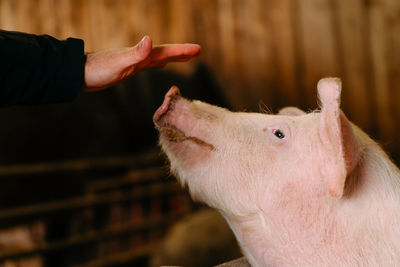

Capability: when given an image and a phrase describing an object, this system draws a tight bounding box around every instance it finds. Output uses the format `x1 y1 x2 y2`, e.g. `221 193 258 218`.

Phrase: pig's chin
158 130 215 172
156 120 215 170
158 124 215 151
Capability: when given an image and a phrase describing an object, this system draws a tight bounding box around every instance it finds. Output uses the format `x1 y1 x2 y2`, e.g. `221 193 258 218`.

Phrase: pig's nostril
166 85 181 98
153 86 181 123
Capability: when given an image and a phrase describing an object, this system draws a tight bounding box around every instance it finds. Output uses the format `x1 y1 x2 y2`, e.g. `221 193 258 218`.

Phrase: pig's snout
153 86 216 152
153 85 181 123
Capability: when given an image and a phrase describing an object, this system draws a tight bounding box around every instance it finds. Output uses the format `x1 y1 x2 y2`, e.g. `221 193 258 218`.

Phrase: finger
129 36 153 63
153 63 167 68
139 56 192 70
144 62 168 69
153 55 193 63
149 43 201 61
134 50 199 71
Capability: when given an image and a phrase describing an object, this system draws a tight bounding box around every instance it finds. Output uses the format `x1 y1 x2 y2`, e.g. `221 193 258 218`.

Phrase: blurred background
0 0 399 266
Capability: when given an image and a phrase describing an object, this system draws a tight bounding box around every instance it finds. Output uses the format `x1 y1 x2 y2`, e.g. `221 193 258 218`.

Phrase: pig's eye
273 129 285 139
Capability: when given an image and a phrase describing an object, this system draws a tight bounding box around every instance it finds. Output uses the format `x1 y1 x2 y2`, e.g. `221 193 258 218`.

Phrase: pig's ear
278 106 306 116
318 78 359 198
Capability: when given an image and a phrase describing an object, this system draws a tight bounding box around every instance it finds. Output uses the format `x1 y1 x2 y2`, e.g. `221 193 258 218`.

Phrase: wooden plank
289 0 309 110
0 0 17 30
234 0 255 95
113 0 131 47
166 0 198 74
367 0 394 141
217 0 245 109
217 0 236 75
87 0 107 51
15 0 40 34
0 0 399 156
235 0 277 110
0 214 184 261
191 0 220 74
86 168 167 193
0 184 184 228
145 0 168 44
56 0 74 39
0 151 162 176
333 0 372 131
100 0 123 48
123 0 149 47
74 242 159 267
69 0 93 50
37 0 57 35
296 0 340 108
383 0 400 156
265 0 299 108
168 0 192 43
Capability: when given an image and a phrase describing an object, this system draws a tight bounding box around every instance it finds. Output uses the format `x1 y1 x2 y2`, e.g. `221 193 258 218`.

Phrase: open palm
83 36 201 92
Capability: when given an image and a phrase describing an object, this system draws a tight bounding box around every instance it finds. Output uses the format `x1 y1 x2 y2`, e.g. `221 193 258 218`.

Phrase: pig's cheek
211 158 265 215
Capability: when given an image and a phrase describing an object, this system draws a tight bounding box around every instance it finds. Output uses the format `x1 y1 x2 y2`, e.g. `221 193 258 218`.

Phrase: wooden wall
1 0 400 155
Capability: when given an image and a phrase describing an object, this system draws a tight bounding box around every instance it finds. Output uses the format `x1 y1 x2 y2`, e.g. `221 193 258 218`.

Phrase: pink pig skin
153 79 400 266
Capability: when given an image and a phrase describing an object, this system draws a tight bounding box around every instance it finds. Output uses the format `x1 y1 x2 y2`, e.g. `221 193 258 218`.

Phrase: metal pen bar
72 243 159 267
0 184 184 228
0 213 184 261
86 168 171 193
0 150 164 177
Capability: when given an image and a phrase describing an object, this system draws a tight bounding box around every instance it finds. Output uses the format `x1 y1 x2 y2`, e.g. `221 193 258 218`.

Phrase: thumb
130 36 152 63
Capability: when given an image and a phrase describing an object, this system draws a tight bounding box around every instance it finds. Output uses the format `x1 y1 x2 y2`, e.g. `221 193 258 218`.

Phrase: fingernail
138 36 149 52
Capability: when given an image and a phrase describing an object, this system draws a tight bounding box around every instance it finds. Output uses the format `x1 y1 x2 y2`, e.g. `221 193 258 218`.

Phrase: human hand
83 36 201 92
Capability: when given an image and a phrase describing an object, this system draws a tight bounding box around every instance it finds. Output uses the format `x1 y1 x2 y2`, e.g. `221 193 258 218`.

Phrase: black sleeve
0 30 85 107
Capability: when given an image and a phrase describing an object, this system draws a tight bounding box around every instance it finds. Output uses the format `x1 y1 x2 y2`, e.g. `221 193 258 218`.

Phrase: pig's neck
224 139 400 266
339 140 400 259
224 206 345 266
348 127 400 201
222 212 271 267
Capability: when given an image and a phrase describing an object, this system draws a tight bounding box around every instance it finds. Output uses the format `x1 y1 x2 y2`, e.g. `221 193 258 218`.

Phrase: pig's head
153 78 360 220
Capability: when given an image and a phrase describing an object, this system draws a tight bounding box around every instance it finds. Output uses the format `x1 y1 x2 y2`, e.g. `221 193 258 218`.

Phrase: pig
0 224 44 267
150 208 242 267
153 78 400 266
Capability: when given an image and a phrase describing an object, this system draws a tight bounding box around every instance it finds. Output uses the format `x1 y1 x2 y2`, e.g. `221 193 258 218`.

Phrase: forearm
0 30 85 107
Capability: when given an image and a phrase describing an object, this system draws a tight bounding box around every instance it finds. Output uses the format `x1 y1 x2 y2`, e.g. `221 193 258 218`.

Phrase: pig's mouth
153 86 215 151
158 123 215 150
